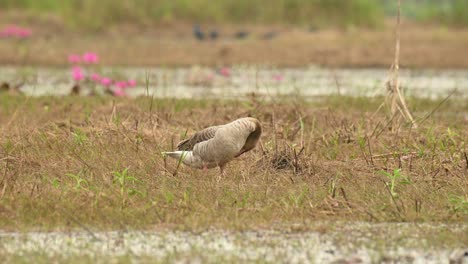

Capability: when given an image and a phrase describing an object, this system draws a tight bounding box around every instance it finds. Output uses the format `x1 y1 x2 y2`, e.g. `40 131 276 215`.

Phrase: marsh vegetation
0 95 466 230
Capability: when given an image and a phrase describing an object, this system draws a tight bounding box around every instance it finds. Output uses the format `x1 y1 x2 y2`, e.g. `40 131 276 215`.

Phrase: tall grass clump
0 0 384 30
414 0 468 26
382 0 468 27
448 0 468 26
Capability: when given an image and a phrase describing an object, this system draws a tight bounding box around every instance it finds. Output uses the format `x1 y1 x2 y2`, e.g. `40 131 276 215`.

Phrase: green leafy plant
239 191 251 208
72 129 88 145
379 168 411 198
328 176 337 197
164 190 174 204
112 112 122 126
112 168 141 198
288 187 308 208
324 135 339 160
448 195 468 214
50 178 60 189
65 171 88 190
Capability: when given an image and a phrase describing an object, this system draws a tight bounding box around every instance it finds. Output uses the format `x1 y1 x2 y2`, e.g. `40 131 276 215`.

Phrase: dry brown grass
0 95 467 231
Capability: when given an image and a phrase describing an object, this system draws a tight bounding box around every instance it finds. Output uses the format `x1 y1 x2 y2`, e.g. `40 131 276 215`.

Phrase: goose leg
218 164 226 180
221 164 227 175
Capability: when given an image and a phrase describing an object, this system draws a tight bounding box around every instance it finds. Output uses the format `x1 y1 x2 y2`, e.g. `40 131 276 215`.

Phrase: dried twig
367 136 375 167
340 187 352 209
386 0 417 130
58 208 101 241
464 152 468 171
419 89 456 125
381 179 402 214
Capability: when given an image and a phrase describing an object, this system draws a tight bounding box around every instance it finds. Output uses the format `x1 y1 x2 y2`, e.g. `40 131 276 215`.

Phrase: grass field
0 95 466 231
1 0 383 30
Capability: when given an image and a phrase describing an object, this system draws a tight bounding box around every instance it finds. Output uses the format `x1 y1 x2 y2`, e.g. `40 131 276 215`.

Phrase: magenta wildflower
68 54 81 64
127 80 137 87
72 66 84 82
90 73 101 82
100 77 112 87
115 81 128 89
273 74 284 82
0 25 32 38
82 52 99 64
219 67 230 77
113 87 126 97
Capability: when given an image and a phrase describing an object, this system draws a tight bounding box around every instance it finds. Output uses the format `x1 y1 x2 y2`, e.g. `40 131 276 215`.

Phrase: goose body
163 117 262 173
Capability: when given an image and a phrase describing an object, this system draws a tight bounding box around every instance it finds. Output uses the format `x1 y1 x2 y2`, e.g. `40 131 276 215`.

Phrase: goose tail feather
161 151 190 160
161 151 203 168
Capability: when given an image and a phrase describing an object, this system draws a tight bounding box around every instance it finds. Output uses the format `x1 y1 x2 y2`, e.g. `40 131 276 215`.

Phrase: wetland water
2 66 468 99
0 222 468 263
0 223 467 263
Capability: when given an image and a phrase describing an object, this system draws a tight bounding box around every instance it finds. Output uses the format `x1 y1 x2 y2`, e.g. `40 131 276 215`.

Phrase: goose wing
176 125 222 151
193 117 262 161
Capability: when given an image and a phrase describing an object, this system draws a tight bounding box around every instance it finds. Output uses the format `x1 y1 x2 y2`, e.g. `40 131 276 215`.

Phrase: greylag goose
163 117 262 174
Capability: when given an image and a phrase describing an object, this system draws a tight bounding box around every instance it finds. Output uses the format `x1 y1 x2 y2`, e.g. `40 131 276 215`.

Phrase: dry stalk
464 152 468 171
0 159 9 198
419 90 456 125
385 0 417 130
366 136 375 167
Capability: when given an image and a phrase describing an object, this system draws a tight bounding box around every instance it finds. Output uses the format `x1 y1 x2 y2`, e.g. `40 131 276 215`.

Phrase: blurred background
1 0 467 98
1 0 468 67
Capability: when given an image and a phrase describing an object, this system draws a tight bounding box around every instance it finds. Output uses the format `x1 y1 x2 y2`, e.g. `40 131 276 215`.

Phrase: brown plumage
176 125 222 151
70 84 80 96
1 82 23 95
0 82 9 92
162 117 262 175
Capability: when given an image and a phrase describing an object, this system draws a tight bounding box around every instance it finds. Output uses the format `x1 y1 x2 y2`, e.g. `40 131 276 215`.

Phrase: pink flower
82 52 99 64
100 77 112 87
16 28 32 38
72 66 84 82
219 67 230 77
68 54 81 64
113 87 126 97
127 79 137 87
115 81 128 89
3 25 17 36
273 74 284 82
1 25 32 38
0 27 11 38
90 73 101 82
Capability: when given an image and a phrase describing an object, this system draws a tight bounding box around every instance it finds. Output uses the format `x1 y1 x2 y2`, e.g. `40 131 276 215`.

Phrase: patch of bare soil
1 18 468 68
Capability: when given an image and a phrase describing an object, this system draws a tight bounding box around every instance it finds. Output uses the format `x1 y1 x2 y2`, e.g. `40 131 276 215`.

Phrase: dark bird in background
70 84 81 96
309 25 319 32
234 31 249 39
0 82 9 92
193 24 204 40
1 81 24 95
210 30 219 40
261 31 278 40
